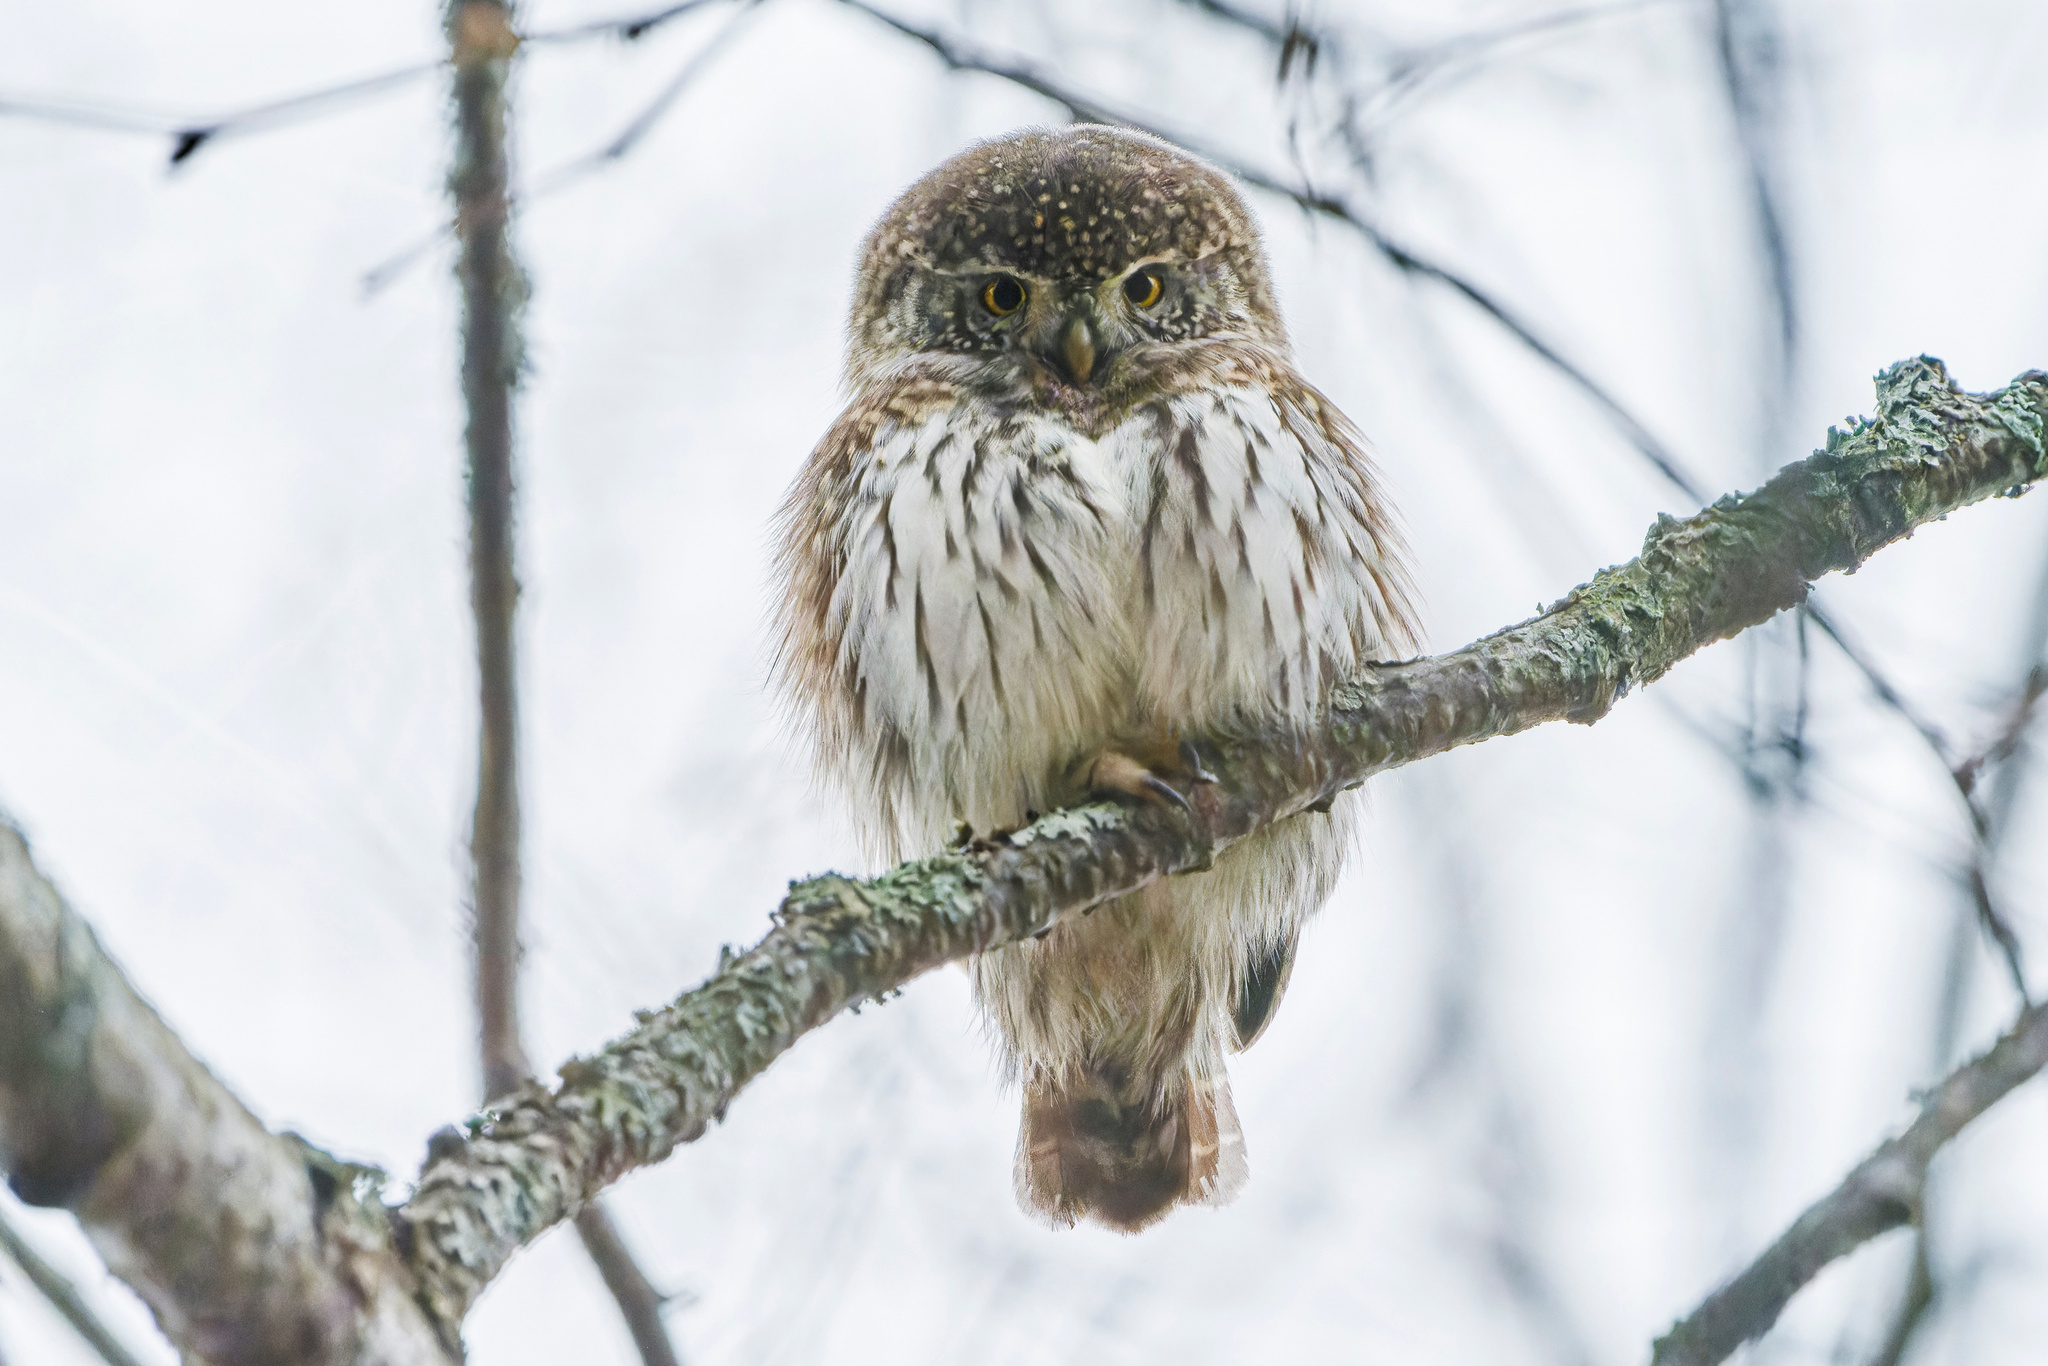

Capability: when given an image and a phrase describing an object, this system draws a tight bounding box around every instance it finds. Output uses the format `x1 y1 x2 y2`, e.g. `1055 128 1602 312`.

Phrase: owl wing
1128 377 1420 725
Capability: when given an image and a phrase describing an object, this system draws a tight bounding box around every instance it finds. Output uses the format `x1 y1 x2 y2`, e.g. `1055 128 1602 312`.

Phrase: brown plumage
771 126 1417 1232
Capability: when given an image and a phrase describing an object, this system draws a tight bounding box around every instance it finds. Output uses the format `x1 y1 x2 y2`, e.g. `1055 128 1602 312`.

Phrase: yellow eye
1123 269 1162 308
982 276 1026 316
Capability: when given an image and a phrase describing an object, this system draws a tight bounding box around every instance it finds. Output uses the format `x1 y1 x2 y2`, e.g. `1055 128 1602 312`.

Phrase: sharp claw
1140 773 1192 811
1179 739 1219 785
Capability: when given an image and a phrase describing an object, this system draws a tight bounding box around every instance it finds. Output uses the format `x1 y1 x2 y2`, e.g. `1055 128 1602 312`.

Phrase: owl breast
800 398 1134 856
776 364 1414 863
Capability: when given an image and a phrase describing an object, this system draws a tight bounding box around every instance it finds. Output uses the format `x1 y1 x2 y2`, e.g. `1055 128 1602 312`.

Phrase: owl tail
1015 1064 1248 1233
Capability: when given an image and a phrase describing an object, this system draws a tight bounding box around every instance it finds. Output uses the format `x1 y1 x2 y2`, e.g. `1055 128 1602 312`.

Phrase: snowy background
4 0 2048 1361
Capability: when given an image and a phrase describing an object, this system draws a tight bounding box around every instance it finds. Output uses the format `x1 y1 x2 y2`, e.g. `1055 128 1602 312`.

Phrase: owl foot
1081 749 1196 810
1086 750 1191 811
1086 742 1218 813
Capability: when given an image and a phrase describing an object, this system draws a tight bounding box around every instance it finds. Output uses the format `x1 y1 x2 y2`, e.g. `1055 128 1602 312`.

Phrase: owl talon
1087 750 1192 812
1140 773 1193 812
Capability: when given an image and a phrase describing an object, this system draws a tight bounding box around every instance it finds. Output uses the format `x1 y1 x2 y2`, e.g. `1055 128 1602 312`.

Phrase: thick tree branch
0 820 453 1365
395 358 2047 1327
1650 1000 2048 1366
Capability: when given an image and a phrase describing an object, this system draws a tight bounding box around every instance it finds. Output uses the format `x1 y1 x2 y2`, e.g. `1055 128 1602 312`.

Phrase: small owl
772 126 1417 1232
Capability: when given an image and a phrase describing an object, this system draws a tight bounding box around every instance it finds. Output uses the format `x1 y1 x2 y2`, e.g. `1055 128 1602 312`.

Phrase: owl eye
982 276 1027 317
1123 269 1163 309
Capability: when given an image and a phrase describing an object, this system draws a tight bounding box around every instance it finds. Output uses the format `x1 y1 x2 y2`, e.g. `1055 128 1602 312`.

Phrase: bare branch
396 358 2048 1329
523 0 730 44
574 1206 684 1366
0 821 451 1365
0 66 441 164
0 1203 150 1366
1650 1000 2048 1366
445 6 686 1362
1174 0 1298 49
1803 604 2036 997
1344 0 1674 144
1869 1235 1935 1366
1711 0 1798 382
0 0 729 164
448 0 531 1105
362 0 759 296
1867 546 2048 1364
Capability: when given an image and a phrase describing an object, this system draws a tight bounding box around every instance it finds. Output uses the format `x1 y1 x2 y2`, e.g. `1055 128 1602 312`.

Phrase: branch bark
0 820 453 1365
447 6 685 1363
396 358 2046 1327
0 358 2040 1360
1650 1000 2048 1366
448 0 528 1109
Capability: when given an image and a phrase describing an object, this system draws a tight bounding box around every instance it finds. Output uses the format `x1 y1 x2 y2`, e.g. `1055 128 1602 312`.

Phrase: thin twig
1868 1237 1934 1366
1342 0 1674 149
523 0 729 43
1803 605 2034 997
363 0 760 296
0 65 439 165
0 0 728 165
0 94 182 134
1175 0 1296 48
526 0 764 188
167 62 445 165
1873 550 2048 1358
0 1205 150 1366
1711 0 1798 390
1650 1000 2048 1366
574 1206 684 1366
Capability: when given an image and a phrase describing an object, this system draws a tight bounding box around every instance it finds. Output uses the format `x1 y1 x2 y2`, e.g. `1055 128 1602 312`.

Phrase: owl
772 126 1417 1232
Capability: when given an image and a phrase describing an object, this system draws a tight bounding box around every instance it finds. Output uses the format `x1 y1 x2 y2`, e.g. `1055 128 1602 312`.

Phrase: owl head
846 126 1286 401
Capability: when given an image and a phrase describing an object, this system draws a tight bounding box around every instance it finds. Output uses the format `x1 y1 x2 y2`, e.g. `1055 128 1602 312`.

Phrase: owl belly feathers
776 374 1409 1230
771 125 1414 1233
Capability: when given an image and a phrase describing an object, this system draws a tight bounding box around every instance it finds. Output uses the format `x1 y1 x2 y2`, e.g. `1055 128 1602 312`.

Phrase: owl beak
1061 316 1097 385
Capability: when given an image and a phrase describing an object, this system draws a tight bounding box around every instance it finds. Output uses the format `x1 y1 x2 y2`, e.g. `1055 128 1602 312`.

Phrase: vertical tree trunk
448 0 529 1104
445 12 682 1362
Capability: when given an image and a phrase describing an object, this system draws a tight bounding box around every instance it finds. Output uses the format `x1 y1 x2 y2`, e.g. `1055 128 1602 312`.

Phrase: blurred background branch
1652 999 2048 1366
446 3 684 1363
0 1205 148 1366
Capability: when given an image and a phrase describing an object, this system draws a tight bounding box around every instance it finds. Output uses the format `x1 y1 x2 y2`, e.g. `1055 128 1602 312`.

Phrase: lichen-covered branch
395 357 2047 1327
0 359 2038 1358
1650 1000 2048 1366
0 820 452 1366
